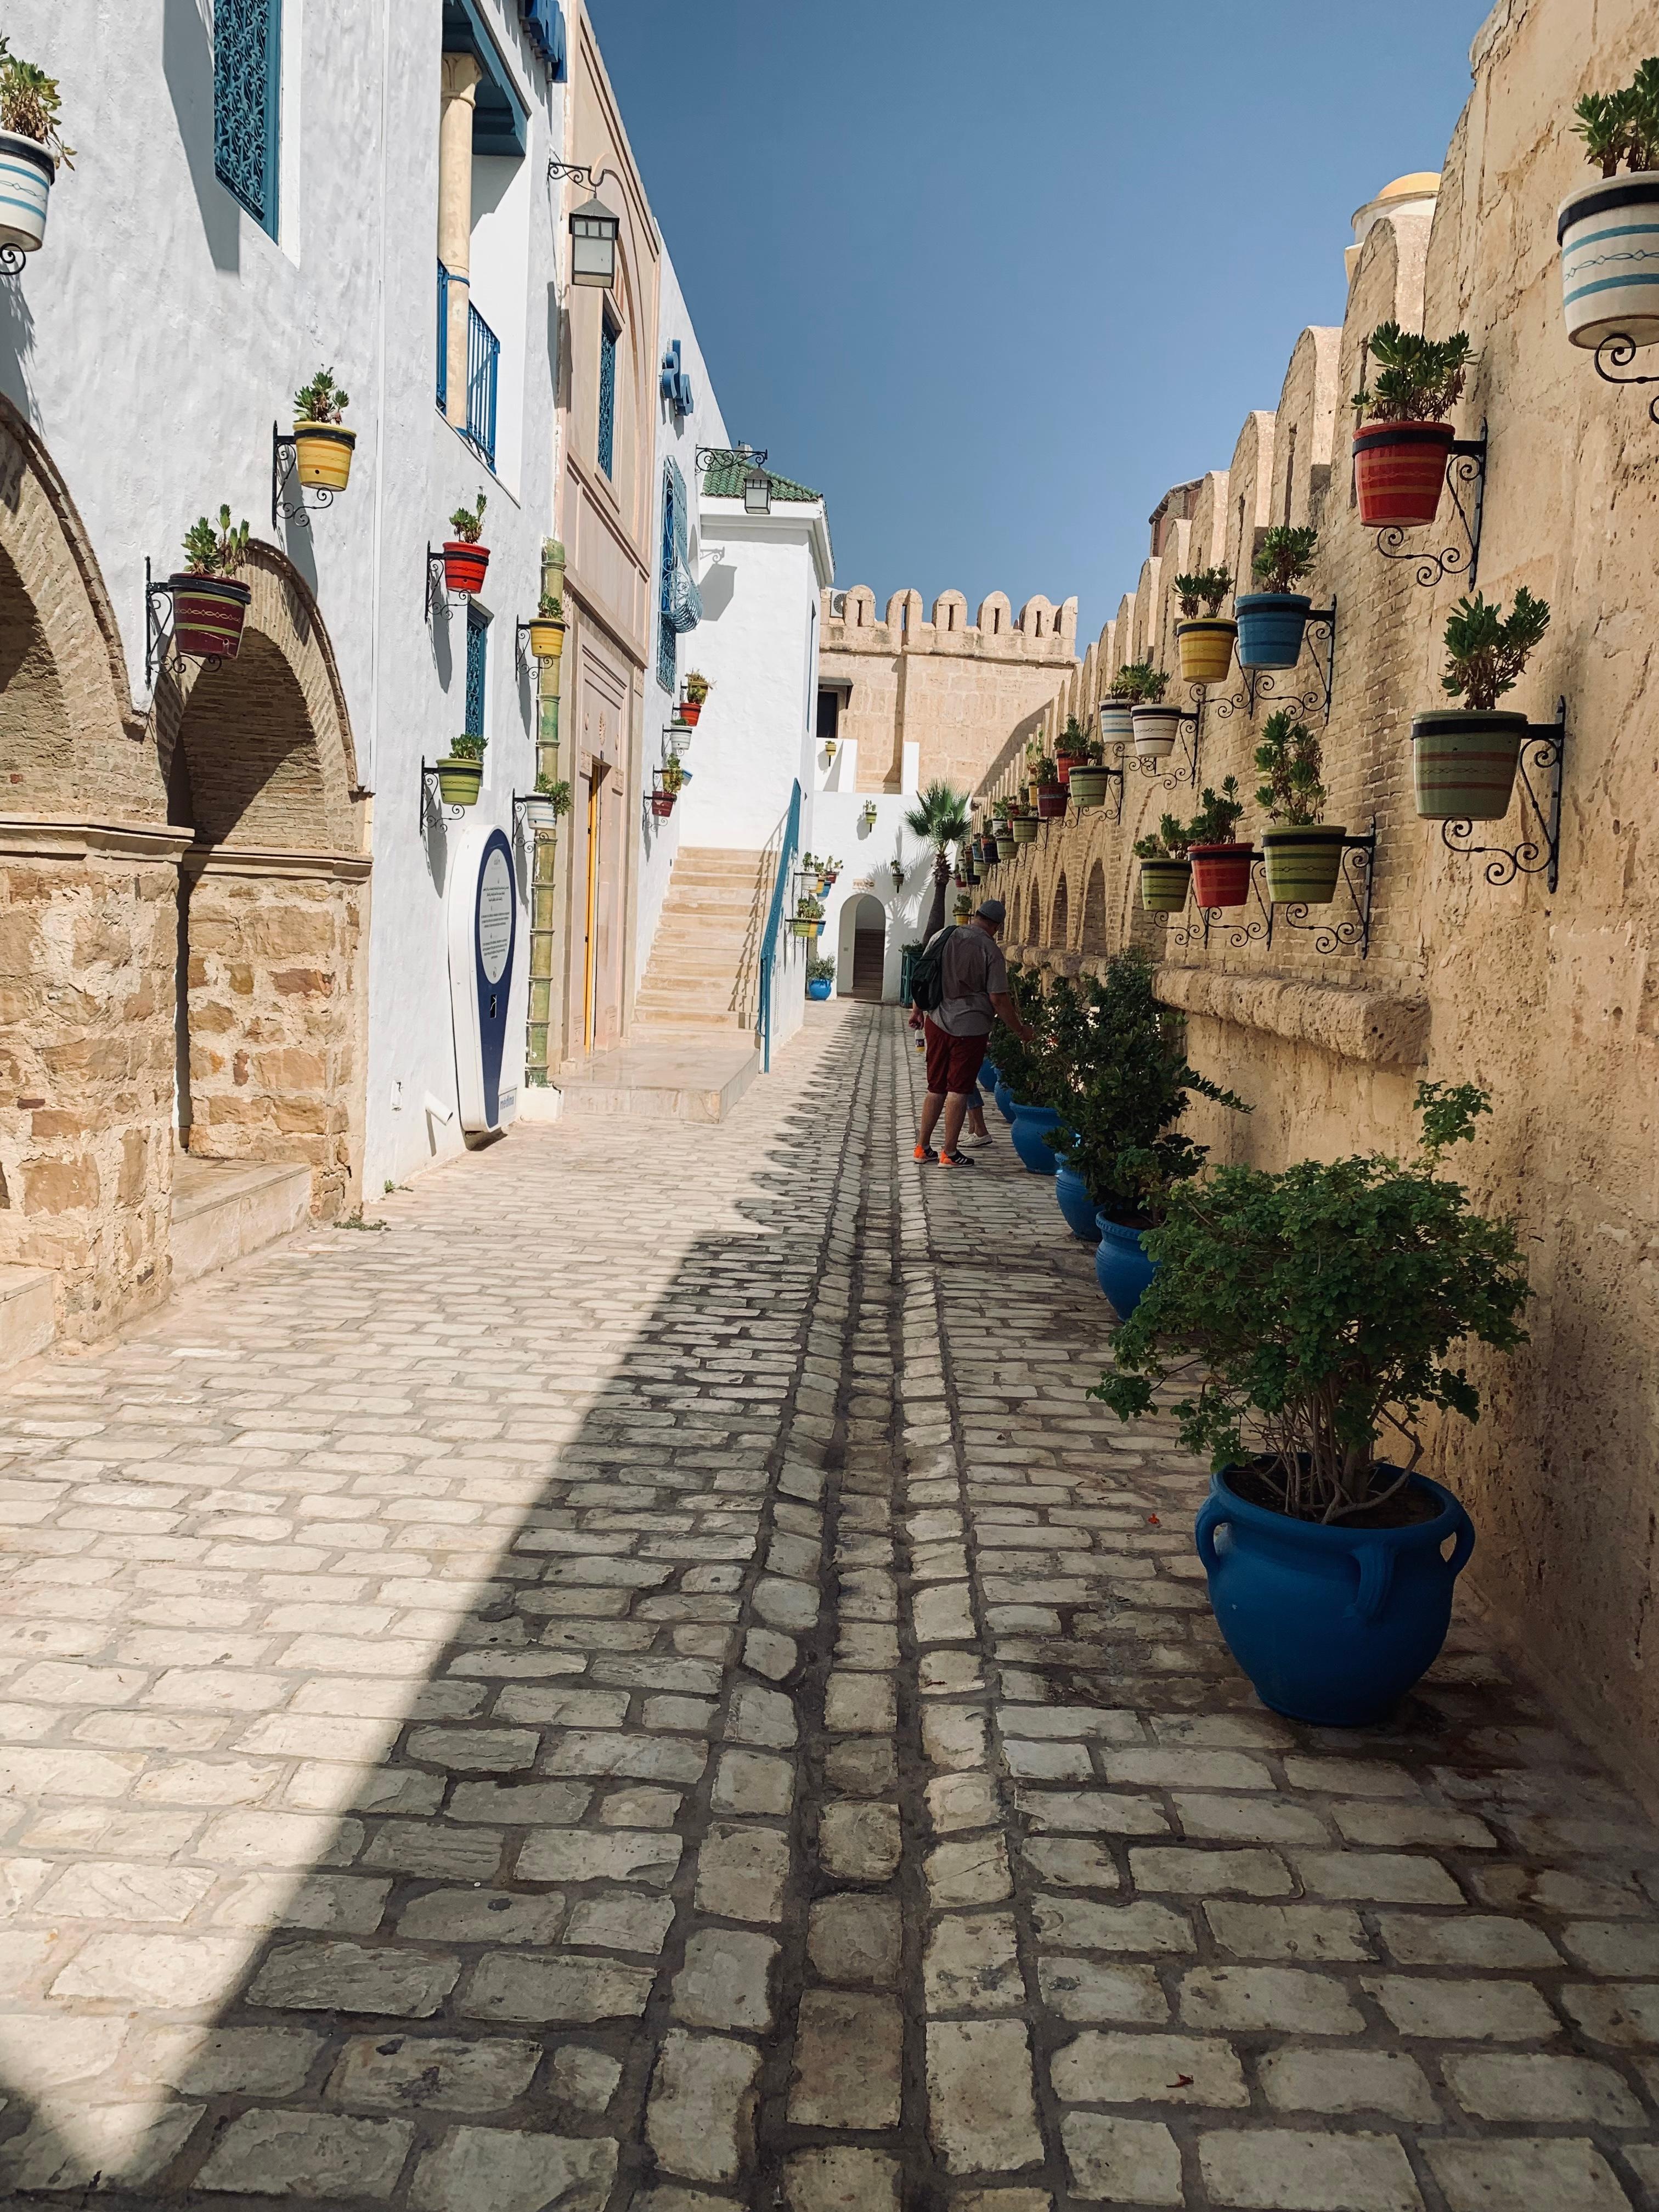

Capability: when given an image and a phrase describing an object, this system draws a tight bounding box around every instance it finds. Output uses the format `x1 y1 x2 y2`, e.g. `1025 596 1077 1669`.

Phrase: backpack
908 927 959 1014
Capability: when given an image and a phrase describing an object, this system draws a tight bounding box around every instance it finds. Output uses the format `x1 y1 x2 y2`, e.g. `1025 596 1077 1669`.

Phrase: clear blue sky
590 1 1493 643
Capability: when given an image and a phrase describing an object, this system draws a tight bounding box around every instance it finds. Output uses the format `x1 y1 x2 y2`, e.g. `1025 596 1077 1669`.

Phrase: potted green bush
1351 323 1472 530
1128 664 1183 760
443 493 490 595
792 894 824 939
0 37 71 260
806 956 836 1001
1174 567 1237 684
1007 800 1039 845
1068 732 1112 811
1099 663 1149 747
1186 778 1254 910
1560 57 1659 349
438 731 485 806
681 671 711 725
1413 588 1551 821
1054 714 1090 785
1237 526 1317 670
1133 814 1192 913
1030 752 1066 819
170 507 252 661
292 369 357 495
861 800 879 828
1255 713 1346 904
528 590 565 663
1092 1083 1529 1726
520 774 569 831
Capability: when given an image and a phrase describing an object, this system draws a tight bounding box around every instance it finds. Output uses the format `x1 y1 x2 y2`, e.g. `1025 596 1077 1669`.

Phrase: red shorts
923 1019 987 1097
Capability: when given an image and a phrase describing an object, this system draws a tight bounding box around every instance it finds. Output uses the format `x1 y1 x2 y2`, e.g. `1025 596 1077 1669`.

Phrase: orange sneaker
913 1144 938 1163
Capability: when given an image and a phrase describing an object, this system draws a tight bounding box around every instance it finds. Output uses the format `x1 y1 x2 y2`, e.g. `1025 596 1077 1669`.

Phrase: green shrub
1352 323 1471 425
1250 525 1318 595
1174 567 1232 619
1440 589 1550 712
1254 714 1325 826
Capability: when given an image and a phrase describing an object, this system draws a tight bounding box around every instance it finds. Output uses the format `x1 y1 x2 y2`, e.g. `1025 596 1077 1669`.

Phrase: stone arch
839 891 886 1001
1081 860 1109 953
1051 872 1070 948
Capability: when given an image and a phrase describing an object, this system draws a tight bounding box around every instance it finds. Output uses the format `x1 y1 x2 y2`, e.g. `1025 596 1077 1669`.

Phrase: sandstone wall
984 0 1659 1788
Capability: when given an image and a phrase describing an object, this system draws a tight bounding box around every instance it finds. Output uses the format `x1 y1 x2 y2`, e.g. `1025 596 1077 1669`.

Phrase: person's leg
917 1020 950 1155
917 1090 946 1152
939 1089 971 1156
939 1034 982 1161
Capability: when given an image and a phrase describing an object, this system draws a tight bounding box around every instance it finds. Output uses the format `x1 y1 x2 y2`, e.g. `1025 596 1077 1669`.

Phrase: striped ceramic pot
1068 765 1111 810
1558 172 1659 349
528 618 565 661
1139 859 1191 913
294 422 357 492
437 757 483 806
1352 422 1455 529
1189 843 1256 910
1099 700 1135 746
1131 704 1183 758
1262 825 1347 905
0 131 53 255
1236 593 1312 670
168 575 252 661
443 541 490 595
1176 619 1237 684
1411 709 1528 821
1008 815 1039 845
1036 787 1067 819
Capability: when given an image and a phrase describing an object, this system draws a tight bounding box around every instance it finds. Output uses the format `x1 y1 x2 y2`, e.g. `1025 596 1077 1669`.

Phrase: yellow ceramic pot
294 422 357 493
528 618 566 662
1176 619 1238 685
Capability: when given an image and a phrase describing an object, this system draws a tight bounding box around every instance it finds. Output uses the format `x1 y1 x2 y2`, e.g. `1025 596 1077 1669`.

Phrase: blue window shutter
465 607 489 738
522 0 565 77
597 317 617 479
213 0 282 239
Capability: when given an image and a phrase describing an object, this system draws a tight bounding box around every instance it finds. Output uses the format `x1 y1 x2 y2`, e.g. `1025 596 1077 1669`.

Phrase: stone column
438 54 481 432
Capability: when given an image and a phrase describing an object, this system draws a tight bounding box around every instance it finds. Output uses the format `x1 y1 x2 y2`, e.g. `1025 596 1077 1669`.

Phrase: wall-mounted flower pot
520 794 558 830
1261 824 1347 905
168 575 252 660
1176 619 1237 685
437 756 483 805
1036 787 1066 820
0 132 54 255
1054 750 1085 787
294 422 357 493
791 917 821 938
443 541 490 595
1236 592 1312 671
527 617 566 662
1008 815 1039 845
1099 701 1134 746
1352 421 1455 529
1131 704 1183 758
1096 1214 1158 1318
861 804 878 826
1010 1103 1065 1175
1410 708 1528 821
1139 857 1191 913
1559 172 1659 349
1194 1464 1475 1725
680 698 704 726
1189 842 1256 909
807 978 832 1001
650 793 676 819
1068 765 1111 811
1055 1164 1101 1243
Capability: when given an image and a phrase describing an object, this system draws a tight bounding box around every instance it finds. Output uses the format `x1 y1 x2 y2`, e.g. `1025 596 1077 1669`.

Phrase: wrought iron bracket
1245 600 1338 725
419 759 467 832
1094 764 1126 825
1440 699 1566 892
1108 736 1193 792
1166 906 1210 953
1194 679 1251 725
515 619 535 679
1373 426 1487 588
512 791 557 837
144 560 174 689
1275 825 1378 957
426 546 452 622
1594 334 1659 426
696 443 768 472
0 245 24 278
1203 861 1274 951
271 424 336 531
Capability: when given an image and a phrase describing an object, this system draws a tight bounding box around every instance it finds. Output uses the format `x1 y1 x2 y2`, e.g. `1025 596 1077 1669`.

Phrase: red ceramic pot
168 575 252 661
443 540 490 595
1189 842 1257 910
1055 751 1085 787
650 793 675 819
680 699 703 726
1352 421 1457 530
1036 787 1067 820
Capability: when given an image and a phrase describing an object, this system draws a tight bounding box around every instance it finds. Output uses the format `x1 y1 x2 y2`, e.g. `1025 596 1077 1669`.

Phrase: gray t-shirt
930 924 1008 1037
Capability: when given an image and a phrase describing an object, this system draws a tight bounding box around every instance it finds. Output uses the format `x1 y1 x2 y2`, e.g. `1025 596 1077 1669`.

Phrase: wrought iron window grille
465 606 489 740
213 0 282 239
1373 425 1488 588
597 313 618 479
1440 698 1566 891
1593 334 1659 426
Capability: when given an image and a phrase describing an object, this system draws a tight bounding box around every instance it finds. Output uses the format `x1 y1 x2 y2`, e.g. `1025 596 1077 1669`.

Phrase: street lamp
697 443 772 515
549 161 622 289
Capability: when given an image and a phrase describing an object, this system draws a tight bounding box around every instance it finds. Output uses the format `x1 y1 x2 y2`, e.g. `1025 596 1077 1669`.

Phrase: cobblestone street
3 1001 1659 2210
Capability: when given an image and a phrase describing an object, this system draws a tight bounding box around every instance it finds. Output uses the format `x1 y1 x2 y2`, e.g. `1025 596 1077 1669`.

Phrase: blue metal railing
466 300 500 469
436 261 449 413
758 780 803 1075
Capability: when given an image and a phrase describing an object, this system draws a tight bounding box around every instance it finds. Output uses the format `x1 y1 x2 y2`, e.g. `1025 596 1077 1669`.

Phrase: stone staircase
632 846 772 1036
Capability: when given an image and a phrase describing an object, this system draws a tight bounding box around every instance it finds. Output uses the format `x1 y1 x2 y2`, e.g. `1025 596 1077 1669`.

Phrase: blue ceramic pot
980 1054 1002 1091
992 1081 1017 1125
1094 1214 1157 1316
1195 1466 1476 1726
1055 1165 1101 1242
1235 592 1312 672
1010 1103 1063 1174
806 979 831 1001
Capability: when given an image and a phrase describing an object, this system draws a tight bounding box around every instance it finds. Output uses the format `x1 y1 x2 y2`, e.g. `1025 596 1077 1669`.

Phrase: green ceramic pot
1411 709 1527 821
1262 825 1347 905
1140 858 1191 913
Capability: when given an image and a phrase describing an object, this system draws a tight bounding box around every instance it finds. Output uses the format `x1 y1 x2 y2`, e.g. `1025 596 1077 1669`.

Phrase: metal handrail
466 300 500 469
758 779 802 1074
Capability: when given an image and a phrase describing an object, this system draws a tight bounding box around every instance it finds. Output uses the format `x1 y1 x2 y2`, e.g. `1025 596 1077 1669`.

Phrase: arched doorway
841 893 886 1000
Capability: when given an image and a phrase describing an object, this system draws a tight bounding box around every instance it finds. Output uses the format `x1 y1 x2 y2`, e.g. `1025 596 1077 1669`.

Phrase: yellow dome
1378 172 1441 201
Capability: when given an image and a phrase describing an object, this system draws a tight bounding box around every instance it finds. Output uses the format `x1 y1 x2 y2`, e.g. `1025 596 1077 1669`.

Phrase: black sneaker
913 1144 938 1164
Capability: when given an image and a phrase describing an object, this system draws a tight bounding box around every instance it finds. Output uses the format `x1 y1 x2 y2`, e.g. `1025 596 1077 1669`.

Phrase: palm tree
904 780 972 941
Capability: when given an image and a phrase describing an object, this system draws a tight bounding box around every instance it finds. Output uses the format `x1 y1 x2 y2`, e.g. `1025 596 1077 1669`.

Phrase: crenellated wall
980 0 1659 1795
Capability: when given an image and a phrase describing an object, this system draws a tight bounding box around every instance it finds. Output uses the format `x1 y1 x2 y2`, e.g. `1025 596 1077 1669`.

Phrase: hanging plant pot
1411 708 1528 821
1035 787 1066 820
443 540 490 595
0 132 54 256
679 699 704 726
1139 858 1191 913
1194 1464 1475 1725
527 617 566 662
294 422 357 494
1099 701 1135 746
1131 704 1184 759
1055 1164 1102 1243
1352 421 1455 529
1068 765 1111 811
1054 749 1086 787
1096 1215 1158 1318
650 792 676 819
1261 824 1347 905
436 755 483 806
519 794 558 831
1236 592 1312 671
1008 814 1039 845
1558 172 1659 349
168 575 252 661
1189 842 1256 909
1176 619 1237 685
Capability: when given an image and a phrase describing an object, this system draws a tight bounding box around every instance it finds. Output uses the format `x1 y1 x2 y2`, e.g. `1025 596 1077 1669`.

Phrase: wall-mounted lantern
549 160 623 289
698 443 772 516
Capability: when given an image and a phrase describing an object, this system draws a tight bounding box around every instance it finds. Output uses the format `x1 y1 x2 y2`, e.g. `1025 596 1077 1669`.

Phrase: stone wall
983 0 1659 1791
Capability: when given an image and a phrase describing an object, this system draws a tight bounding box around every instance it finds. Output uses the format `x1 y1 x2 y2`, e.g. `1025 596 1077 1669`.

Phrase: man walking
910 898 1032 1167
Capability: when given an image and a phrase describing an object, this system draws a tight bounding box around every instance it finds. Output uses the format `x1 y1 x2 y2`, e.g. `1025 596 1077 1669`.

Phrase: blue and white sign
447 820 519 1135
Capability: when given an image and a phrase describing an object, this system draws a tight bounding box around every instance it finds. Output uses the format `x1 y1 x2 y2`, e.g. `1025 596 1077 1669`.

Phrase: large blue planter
1094 1214 1157 1317
1010 1104 1063 1174
1235 592 1312 672
806 979 831 1001
992 1081 1017 1125
980 1054 1002 1091
1055 1164 1101 1242
1194 1466 1476 1726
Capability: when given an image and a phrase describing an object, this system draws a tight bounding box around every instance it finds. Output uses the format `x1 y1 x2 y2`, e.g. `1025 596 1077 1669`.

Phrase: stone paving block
1293 1851 1463 1905
1257 2047 1439 2120
462 1950 653 2024
672 1927 778 2030
1205 1900 1372 1961
517 1826 682 1887
693 1820 791 1922
1559 1981 1659 2045
1051 2028 1249 2107
51 1931 250 2008
1034 1894 1195 1955
789 1990 904 2127
326 2035 541 2112
711 1747 794 1816
409 2124 618 2212
924 1911 1024 2011
1179 1965 1365 2035
1037 1955 1170 2023
783 2146 902 2211
1060 2113 1182 2206
1425 2136 1629 2211
808 1892 901 1984
927 2018 1045 2174
1364 1974 1560 2041
1441 2050 1644 2124
927 1833 1013 1907
1198 2127 1423 2210
0 2101 206 2193
820 1798 901 1880
196 2109 415 2199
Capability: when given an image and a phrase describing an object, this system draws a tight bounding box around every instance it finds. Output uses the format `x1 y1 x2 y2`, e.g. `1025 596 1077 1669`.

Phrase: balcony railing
436 261 449 413
435 262 500 473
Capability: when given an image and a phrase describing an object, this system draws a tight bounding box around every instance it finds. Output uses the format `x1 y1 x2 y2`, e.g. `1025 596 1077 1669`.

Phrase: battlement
820 585 1078 663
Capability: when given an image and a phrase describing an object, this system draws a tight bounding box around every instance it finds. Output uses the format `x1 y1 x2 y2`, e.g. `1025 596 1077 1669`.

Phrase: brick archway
1051 872 1070 949
1081 860 1108 952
